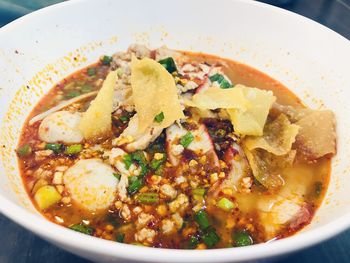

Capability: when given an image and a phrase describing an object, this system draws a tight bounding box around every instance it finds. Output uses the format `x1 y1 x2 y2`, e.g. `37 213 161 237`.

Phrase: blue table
0 0 349 262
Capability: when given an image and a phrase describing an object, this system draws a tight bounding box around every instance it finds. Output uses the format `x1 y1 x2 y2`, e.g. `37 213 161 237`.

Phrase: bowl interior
0 0 350 262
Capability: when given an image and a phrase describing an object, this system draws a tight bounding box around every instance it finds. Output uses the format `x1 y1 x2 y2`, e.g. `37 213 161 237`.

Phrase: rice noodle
29 91 98 125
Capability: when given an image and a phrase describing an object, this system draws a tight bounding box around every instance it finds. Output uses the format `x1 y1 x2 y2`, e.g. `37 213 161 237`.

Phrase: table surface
0 0 349 262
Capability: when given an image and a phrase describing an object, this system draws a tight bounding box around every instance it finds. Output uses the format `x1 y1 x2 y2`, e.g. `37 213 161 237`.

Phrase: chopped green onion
154 112 165 123
192 188 205 196
158 57 177 73
150 154 166 171
202 228 220 248
123 154 133 169
220 79 232 89
180 132 194 148
69 224 94 235
209 73 224 83
131 151 147 165
113 173 121 180
101 55 113 65
136 192 159 203
131 151 149 177
233 230 253 247
116 233 125 243
127 176 143 195
45 143 63 153
65 90 80 99
64 144 82 155
17 144 32 156
209 73 233 89
195 210 210 230
150 159 164 170
188 235 200 249
217 197 235 211
119 115 129 122
314 181 323 196
81 84 92 93
87 68 96 76
154 165 164 176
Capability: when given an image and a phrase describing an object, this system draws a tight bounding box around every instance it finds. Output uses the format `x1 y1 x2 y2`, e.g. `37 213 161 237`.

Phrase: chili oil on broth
17 47 332 249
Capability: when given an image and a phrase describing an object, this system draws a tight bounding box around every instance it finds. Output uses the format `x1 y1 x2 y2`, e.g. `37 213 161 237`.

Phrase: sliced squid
113 114 163 152
166 123 219 166
38 111 84 144
63 159 119 212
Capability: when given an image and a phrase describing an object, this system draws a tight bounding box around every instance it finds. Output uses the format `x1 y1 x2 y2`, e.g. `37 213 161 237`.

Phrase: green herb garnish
192 188 205 196
136 192 159 203
17 144 32 157
202 228 220 248
101 55 113 65
127 176 143 195
81 84 92 93
188 235 200 249
158 57 177 73
123 154 133 169
65 90 80 99
154 112 165 123
87 68 96 76
233 230 253 247
69 224 94 235
180 132 194 148
217 197 235 211
195 210 210 230
209 73 233 89
119 115 129 122
45 143 63 153
116 233 125 243
64 144 82 155
113 173 121 180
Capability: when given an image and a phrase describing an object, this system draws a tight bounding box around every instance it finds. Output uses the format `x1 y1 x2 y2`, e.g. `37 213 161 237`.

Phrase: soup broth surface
17 45 334 249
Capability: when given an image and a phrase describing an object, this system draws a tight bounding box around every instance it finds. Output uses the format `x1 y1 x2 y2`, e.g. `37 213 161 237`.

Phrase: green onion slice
195 210 210 230
154 112 165 123
17 144 32 156
180 132 194 148
45 143 63 153
136 192 159 203
158 57 177 73
233 230 253 247
217 197 235 211
69 224 94 235
64 144 82 155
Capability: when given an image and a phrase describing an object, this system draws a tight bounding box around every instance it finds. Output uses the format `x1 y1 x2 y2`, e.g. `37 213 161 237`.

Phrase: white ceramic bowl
0 0 350 262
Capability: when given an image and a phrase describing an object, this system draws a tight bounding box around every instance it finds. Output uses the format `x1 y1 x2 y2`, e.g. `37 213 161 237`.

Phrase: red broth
17 48 332 249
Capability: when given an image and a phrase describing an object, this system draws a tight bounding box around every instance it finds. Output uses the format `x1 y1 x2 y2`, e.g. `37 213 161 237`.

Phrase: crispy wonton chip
227 85 276 136
244 114 299 155
295 110 336 160
131 56 185 132
244 147 296 190
186 84 276 136
79 70 117 140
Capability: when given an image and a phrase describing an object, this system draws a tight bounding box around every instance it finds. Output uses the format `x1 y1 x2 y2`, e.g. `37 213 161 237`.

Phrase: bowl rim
0 0 350 262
